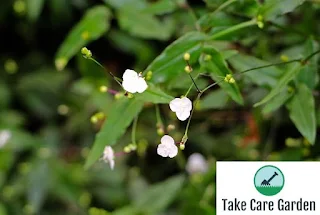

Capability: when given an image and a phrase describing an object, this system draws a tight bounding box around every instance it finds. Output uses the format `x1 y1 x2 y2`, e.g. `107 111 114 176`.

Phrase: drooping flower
185 153 208 174
122 69 148 94
169 97 192 121
102 146 115 170
157 135 178 158
0 130 11 148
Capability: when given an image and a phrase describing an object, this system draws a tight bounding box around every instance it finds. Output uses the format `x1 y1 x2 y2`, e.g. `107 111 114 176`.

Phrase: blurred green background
0 0 320 214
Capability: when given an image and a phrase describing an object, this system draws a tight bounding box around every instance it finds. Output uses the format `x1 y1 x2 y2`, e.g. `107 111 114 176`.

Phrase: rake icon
261 171 278 186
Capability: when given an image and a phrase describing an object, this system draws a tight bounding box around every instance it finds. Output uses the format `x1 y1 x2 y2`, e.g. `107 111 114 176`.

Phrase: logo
254 165 284 196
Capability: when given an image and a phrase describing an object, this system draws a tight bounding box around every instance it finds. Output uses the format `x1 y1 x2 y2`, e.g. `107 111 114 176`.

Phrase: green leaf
286 84 316 144
200 47 243 105
296 38 319 89
254 63 301 107
135 85 174 104
117 7 174 40
27 161 51 212
259 0 306 21
198 89 228 110
26 0 45 22
134 174 185 213
142 0 177 15
55 6 111 71
228 53 284 87
262 89 293 114
85 98 144 169
146 32 207 84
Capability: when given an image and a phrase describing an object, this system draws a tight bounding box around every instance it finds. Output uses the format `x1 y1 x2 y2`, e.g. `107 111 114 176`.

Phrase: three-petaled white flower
122 69 148 94
185 153 208 175
157 135 178 158
0 130 11 148
169 97 192 121
102 146 115 170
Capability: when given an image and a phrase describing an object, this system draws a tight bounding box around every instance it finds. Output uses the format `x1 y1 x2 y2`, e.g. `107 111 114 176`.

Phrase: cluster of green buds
257 15 264 29
184 52 193 73
124 143 137 153
146 70 153 80
81 47 92 59
224 74 235 84
90 112 105 124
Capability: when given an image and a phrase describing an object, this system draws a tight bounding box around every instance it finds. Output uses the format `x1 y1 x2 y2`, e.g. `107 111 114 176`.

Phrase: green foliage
287 84 316 145
55 6 111 71
1 0 320 214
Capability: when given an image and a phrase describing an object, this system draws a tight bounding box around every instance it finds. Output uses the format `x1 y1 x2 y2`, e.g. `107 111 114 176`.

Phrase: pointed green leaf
26 0 45 22
296 38 319 89
142 0 177 15
145 32 207 84
117 7 174 40
286 84 316 144
259 0 306 21
200 47 243 105
262 88 293 114
55 6 111 71
254 63 301 107
85 98 144 169
134 175 185 213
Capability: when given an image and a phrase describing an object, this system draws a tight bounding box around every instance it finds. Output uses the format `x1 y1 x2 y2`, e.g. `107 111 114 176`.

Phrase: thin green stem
88 57 123 87
155 104 163 127
188 73 201 93
132 116 138 145
303 49 320 63
238 59 302 75
208 18 257 40
212 0 237 14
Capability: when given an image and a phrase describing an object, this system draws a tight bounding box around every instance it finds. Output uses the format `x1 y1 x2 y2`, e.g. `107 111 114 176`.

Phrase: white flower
169 97 192 121
122 69 148 94
0 130 11 148
157 135 178 158
102 146 115 170
186 153 208 174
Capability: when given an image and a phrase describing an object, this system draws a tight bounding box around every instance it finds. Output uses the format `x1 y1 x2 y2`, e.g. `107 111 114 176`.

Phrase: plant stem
208 18 257 40
155 104 163 127
303 49 320 63
188 73 201 93
132 116 138 145
238 59 302 75
88 57 123 87
181 48 320 144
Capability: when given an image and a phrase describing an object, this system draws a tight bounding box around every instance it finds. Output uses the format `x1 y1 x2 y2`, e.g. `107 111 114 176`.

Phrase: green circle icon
254 165 284 196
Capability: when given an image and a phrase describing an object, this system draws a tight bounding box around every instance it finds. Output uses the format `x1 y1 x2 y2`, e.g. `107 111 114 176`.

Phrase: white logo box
216 161 320 215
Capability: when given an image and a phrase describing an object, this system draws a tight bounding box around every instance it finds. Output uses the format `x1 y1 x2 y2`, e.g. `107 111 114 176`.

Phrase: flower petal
160 135 175 145
157 143 169 157
136 77 148 93
169 98 182 112
176 109 190 121
123 69 138 80
122 78 138 93
181 97 192 111
168 144 178 158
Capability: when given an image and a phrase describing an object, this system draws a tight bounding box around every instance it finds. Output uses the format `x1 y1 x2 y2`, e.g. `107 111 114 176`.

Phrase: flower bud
99 85 108 93
81 47 92 58
114 92 124 100
157 127 165 136
184 65 192 73
280 55 289 62
184 53 190 61
180 144 185 150
204 54 212 61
